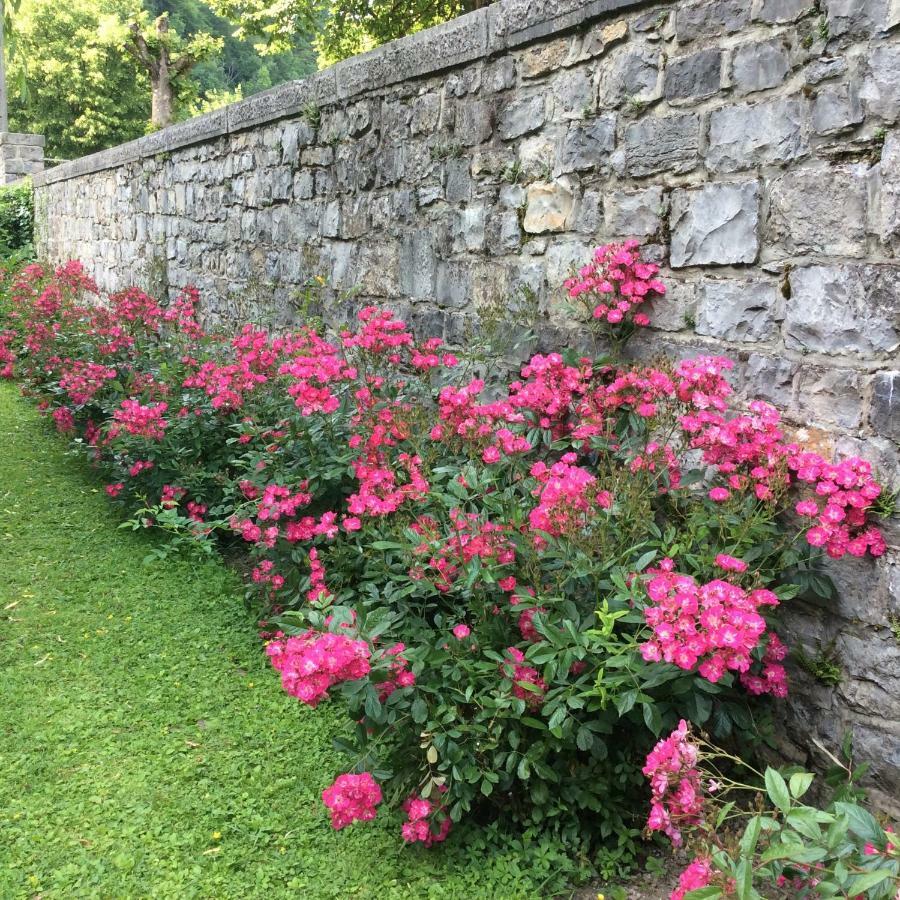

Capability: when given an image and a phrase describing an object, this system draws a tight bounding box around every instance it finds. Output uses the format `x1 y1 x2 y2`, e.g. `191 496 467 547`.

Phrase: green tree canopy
9 0 150 159
208 0 492 62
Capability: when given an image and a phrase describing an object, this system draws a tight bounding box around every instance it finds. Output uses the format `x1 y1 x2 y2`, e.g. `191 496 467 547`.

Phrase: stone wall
0 133 44 184
33 0 900 813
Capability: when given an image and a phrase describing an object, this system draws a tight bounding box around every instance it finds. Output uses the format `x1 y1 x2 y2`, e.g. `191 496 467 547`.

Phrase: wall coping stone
32 0 652 188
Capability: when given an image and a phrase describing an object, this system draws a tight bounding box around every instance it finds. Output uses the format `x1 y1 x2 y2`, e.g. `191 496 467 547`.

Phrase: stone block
752 0 816 22
623 112 701 176
871 372 900 443
520 37 571 78
861 46 900 122
454 100 494 146
825 0 898 36
498 96 546 140
523 179 576 233
675 0 751 41
794 365 868 429
550 66 595 120
874 132 900 246
694 278 780 342
664 49 723 102
444 158 472 202
811 84 863 135
603 185 664 237
399 230 436 297
557 116 616 173
805 57 847 86
670 181 761 268
436 259 472 307
786 265 900 355
598 48 661 108
766 163 868 259
731 39 791 95
707 98 806 173
744 353 798 408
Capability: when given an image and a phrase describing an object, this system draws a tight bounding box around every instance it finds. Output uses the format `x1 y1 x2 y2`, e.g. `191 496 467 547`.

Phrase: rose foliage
0 244 891 862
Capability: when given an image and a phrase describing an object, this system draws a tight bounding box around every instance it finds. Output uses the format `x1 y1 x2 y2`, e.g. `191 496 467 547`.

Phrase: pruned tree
127 13 221 129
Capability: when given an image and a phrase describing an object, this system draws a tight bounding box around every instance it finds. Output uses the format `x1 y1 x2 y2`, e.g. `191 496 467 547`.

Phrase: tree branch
127 23 159 80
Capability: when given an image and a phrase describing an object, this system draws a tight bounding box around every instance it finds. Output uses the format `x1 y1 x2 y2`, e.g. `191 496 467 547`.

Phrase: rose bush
0 244 892 864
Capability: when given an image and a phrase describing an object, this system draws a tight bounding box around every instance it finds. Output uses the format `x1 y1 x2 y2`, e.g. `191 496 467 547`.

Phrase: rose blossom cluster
321 772 382 830
58 360 118 405
790 452 886 558
501 647 547 707
109 399 169 441
401 790 452 846
563 239 665 327
642 719 705 847
640 568 785 694
265 630 371 707
528 453 612 541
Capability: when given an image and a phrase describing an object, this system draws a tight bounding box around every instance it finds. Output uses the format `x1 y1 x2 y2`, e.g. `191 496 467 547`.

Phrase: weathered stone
623 113 701 176
573 19 628 62
520 37 570 78
670 182 761 267
794 366 868 429
444 158 472 202
435 259 472 307
732 39 791 95
707 99 806 173
871 372 900 443
454 100 494 146
574 190 603 234
411 94 441 135
399 230 435 297
603 185 664 237
811 84 863 135
452 205 486 253
825 0 898 36
523 179 576 234
550 67 595 120
861 46 900 122
676 0 751 41
766 163 868 258
557 116 616 173
744 353 798 408
753 0 816 22
598 48 661 108
486 209 522 252
786 266 900 355
805 57 848 86
665 49 722 101
498 96 546 140
694 278 780 342
874 133 900 246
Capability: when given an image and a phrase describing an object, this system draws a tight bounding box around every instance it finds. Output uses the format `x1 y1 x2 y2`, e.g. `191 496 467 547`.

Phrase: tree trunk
150 58 174 129
0 0 8 133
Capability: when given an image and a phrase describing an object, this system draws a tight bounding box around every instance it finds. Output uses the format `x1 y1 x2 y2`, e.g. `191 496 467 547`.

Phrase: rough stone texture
664 48 722 101
670 182 760 267
766 162 868 259
31 0 900 813
0 132 45 183
731 39 791 95
707 98 806 172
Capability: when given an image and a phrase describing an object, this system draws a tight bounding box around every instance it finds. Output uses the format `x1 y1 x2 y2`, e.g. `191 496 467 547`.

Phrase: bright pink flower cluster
790 452 886 558
501 647 546 707
348 452 429 517
341 306 413 357
401 790 452 846
643 719 705 847
321 772 382 830
529 453 612 541
109 399 169 440
640 570 781 688
410 512 515 593
563 239 665 326
57 360 118 405
376 642 416 701
266 630 371 707
508 352 590 434
278 329 355 416
671 857 713 900
51 406 75 433
0 329 16 378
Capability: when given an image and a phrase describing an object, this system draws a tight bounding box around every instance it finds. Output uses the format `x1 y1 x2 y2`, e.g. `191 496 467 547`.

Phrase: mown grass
0 383 574 899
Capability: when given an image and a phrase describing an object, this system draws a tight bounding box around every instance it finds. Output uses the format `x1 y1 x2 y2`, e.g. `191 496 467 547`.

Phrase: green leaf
845 871 891 895
739 816 762 858
788 771 814 800
758 842 807 864
683 888 723 900
765 768 791 815
834 802 885 845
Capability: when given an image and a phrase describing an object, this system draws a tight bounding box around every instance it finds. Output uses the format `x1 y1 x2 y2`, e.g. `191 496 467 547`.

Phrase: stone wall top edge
33 0 659 188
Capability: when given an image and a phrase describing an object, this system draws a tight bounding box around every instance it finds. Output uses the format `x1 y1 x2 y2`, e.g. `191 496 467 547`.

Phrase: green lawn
0 383 570 899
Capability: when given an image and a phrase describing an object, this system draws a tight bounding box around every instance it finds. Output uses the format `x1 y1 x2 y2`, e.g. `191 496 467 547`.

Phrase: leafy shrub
0 249 893 868
0 180 34 259
644 722 899 899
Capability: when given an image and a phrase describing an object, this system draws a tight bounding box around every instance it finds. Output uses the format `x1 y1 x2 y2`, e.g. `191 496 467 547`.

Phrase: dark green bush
0 181 34 259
